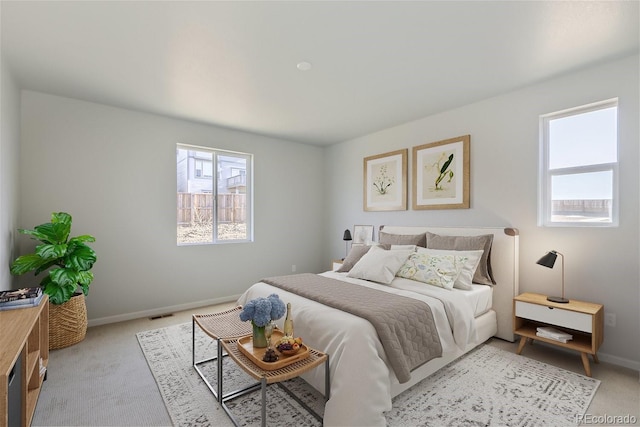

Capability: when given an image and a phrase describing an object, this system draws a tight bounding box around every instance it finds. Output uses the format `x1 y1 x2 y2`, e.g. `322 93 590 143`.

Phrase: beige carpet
138 322 601 426
32 319 174 426
30 302 638 426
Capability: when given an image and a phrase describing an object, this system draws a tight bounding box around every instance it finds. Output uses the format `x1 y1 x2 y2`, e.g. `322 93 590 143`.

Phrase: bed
237 226 519 426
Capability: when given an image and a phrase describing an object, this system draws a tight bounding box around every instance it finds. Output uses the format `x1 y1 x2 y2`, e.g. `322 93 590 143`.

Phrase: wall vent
149 313 174 320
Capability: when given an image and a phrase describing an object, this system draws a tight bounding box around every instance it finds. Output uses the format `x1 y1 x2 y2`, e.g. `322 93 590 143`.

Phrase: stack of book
0 287 44 311
536 326 573 343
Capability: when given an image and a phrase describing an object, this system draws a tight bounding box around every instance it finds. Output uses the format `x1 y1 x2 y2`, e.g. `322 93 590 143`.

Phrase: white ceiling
2 1 638 146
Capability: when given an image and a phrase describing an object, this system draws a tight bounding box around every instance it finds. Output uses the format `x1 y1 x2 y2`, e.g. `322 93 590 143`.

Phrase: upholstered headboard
380 225 519 342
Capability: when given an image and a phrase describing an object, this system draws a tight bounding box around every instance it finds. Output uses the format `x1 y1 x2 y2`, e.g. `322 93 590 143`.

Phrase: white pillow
347 246 413 284
416 248 483 290
389 244 418 251
396 252 466 290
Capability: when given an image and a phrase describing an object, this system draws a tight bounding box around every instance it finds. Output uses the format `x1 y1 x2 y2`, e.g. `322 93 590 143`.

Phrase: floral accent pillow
396 252 466 290
416 248 484 290
425 232 495 285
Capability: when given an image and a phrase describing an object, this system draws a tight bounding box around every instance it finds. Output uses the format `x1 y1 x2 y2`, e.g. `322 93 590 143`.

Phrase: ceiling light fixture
296 61 312 71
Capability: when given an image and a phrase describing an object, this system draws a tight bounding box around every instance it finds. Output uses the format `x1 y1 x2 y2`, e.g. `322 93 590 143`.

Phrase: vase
252 323 268 348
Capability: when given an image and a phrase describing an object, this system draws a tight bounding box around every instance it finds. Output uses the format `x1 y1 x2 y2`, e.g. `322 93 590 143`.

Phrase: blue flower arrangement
239 294 286 327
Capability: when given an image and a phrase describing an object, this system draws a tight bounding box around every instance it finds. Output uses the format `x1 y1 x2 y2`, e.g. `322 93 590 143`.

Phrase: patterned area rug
137 322 600 426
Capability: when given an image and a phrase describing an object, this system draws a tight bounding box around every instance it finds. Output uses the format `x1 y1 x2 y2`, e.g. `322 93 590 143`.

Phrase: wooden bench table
220 337 330 427
192 307 252 402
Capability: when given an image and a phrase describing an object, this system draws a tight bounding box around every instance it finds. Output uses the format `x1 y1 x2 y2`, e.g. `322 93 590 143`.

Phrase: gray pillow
425 232 495 285
379 231 427 248
337 245 372 272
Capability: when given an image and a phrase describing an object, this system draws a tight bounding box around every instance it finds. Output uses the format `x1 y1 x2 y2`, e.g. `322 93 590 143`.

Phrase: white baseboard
597 351 640 372
534 340 639 372
87 294 242 327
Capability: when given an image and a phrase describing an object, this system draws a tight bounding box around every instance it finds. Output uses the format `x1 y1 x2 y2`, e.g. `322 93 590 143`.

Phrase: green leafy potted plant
11 212 97 349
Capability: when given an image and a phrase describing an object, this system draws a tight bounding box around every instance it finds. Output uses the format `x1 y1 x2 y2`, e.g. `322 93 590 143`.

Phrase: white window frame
177 144 253 245
538 98 619 227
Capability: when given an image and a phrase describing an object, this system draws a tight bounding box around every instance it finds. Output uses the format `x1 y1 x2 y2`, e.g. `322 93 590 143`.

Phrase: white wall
12 56 639 369
19 91 327 323
325 55 640 368
0 56 20 291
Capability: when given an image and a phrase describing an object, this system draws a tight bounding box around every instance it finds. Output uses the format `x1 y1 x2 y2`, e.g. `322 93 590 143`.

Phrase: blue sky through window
549 106 617 169
548 106 617 200
552 171 613 200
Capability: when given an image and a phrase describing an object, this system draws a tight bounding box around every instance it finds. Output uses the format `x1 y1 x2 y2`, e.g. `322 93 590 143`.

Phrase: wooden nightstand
513 292 603 377
332 259 343 271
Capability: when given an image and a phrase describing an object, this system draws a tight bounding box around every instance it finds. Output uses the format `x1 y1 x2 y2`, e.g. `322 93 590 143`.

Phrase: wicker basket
49 293 88 350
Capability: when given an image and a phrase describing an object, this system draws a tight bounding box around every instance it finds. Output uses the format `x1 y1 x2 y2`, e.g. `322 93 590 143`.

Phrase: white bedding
237 271 483 426
464 283 493 317
330 271 493 317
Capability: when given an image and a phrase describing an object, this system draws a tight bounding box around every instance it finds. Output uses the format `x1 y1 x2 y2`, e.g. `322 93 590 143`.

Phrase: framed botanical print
412 135 470 210
363 149 408 211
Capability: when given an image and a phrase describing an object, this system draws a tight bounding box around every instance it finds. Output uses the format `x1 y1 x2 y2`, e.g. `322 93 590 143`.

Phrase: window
539 99 618 226
194 158 213 178
177 144 253 244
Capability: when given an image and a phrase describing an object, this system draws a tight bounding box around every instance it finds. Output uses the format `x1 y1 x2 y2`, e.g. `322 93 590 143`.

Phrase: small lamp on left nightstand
343 229 352 258
536 250 569 303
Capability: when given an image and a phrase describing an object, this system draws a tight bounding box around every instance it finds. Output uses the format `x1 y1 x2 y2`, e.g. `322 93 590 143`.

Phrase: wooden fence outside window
551 199 611 216
177 193 246 225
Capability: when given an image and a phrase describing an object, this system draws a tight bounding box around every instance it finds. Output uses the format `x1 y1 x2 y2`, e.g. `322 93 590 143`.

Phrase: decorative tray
236 329 310 371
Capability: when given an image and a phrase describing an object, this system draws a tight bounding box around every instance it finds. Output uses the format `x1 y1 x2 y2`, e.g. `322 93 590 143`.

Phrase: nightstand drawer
515 301 592 333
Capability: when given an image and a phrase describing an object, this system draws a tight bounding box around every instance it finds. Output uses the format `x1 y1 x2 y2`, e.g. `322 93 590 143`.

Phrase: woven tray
237 330 309 370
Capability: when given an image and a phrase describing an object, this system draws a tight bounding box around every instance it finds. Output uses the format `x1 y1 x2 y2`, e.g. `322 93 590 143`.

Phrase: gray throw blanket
261 273 442 383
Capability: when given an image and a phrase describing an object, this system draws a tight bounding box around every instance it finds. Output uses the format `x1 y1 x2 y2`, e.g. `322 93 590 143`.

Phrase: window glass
550 171 613 223
539 99 618 226
216 154 248 242
177 145 252 244
548 107 617 169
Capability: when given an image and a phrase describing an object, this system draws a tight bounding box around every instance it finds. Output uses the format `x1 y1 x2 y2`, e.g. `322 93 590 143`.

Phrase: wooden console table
0 295 49 427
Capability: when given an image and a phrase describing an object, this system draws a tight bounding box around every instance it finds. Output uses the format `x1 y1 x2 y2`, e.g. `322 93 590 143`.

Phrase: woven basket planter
49 293 88 350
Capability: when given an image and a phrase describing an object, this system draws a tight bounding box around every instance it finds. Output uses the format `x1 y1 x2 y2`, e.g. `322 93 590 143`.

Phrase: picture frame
352 225 374 245
363 149 407 211
412 135 470 210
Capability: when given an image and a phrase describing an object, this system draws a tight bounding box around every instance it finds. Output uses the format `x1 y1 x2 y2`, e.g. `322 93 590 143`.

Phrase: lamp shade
343 229 352 241
536 250 568 303
536 251 558 268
